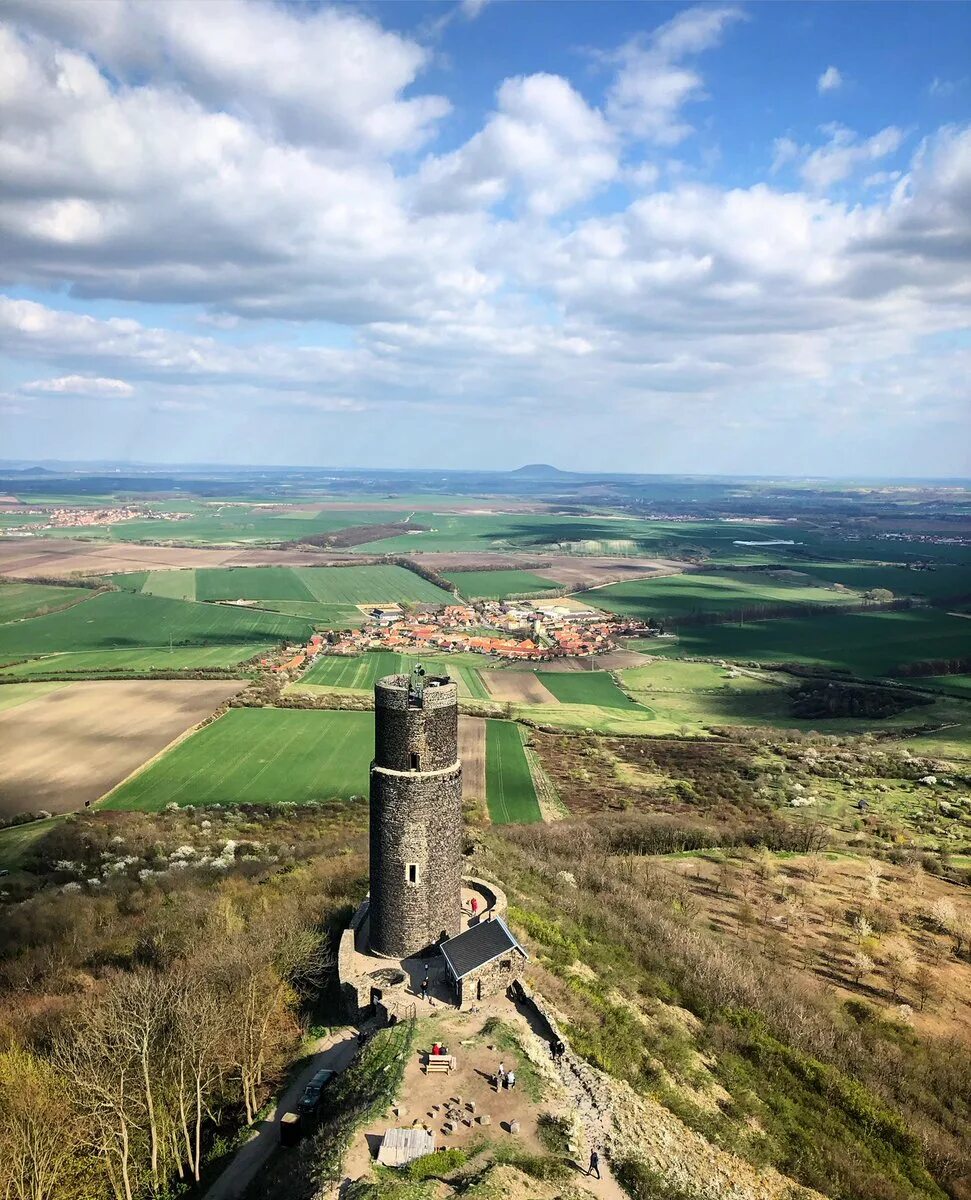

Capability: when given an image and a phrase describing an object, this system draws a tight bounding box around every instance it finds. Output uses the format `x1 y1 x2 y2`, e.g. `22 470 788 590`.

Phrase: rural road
202 1028 360 1200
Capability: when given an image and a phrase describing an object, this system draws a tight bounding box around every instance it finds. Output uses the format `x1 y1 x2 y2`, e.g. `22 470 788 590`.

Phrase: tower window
407 863 419 886
410 752 420 770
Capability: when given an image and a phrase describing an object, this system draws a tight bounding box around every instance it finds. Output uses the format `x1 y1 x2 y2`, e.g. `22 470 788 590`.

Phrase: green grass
101 708 375 809
485 720 542 824
647 608 971 678
0 644 265 679
141 570 196 600
0 681 70 710
192 564 452 606
0 583 91 623
916 675 971 698
196 567 317 602
61 505 412 546
583 569 864 622
446 569 561 599
107 571 149 592
239 601 364 628
294 566 452 605
535 669 642 709
0 817 61 869
0 591 311 658
297 651 490 700
799 562 971 601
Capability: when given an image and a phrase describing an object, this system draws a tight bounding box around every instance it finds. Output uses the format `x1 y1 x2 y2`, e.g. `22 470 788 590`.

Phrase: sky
0 0 969 476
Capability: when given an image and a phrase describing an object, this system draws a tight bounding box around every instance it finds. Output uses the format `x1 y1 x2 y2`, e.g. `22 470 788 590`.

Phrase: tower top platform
375 671 456 711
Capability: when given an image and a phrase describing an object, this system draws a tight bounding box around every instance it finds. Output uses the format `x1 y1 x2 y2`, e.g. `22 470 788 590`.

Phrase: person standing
496 1061 505 1090
588 1150 600 1180
506 1069 516 1090
420 975 429 1002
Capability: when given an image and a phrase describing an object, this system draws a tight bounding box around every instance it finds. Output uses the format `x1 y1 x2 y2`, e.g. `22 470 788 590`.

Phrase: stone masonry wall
374 675 458 773
458 949 526 1008
369 765 463 956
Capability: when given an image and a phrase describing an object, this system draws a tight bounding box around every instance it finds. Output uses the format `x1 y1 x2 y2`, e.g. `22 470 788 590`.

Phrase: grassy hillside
0 644 265 679
584 569 863 622
0 582 92 623
535 669 642 710
648 608 971 678
485 719 542 824
102 708 374 809
447 568 561 598
0 591 310 657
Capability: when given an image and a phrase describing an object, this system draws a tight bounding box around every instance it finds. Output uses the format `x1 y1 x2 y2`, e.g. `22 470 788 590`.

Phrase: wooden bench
425 1053 456 1074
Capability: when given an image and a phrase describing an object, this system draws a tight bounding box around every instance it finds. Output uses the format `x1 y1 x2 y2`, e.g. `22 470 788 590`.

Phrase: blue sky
0 0 968 475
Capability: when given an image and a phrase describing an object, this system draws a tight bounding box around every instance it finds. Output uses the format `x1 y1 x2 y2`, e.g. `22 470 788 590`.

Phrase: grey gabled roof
440 916 527 980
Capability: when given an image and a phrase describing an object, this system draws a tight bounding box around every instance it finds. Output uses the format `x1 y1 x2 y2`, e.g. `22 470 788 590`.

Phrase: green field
141 570 197 600
485 720 542 824
0 644 265 679
648 609 971 678
535 669 642 709
0 583 91 624
193 564 452 605
235 601 364 628
0 817 62 869
583 569 863 622
798 562 971 601
0 681 70 710
447 569 561 599
0 591 311 658
196 567 317 602
297 651 490 700
102 708 374 809
45 504 413 546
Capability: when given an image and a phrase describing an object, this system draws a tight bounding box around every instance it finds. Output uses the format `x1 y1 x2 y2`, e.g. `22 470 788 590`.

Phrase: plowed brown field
458 715 486 799
0 680 244 816
481 672 559 704
0 538 364 578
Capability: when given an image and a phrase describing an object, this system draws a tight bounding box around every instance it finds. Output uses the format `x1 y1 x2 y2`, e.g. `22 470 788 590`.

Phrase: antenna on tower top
409 662 426 704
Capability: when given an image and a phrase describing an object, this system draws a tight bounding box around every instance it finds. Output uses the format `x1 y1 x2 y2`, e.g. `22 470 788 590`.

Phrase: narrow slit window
407 863 419 885
410 752 420 770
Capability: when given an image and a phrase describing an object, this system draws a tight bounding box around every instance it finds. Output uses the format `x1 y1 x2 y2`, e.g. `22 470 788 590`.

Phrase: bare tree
0 1048 87 1200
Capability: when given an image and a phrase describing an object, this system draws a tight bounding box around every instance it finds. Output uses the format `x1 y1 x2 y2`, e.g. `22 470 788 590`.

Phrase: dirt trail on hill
512 986 824 1200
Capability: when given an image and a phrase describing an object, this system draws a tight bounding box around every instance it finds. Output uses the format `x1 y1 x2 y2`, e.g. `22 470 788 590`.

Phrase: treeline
789 679 933 720
894 656 971 679
0 808 367 1200
386 555 455 593
296 522 423 548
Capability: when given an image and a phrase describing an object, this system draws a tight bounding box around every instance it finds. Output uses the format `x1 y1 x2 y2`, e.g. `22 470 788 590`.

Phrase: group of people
494 1060 517 1091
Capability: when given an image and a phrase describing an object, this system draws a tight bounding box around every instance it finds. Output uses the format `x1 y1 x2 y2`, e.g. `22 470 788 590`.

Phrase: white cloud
22 374 134 397
3 0 448 155
414 73 617 215
801 125 904 190
770 136 800 174
0 2 968 472
817 65 843 94
606 6 743 144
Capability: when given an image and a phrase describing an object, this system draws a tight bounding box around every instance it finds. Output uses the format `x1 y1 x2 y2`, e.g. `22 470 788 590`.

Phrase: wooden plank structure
425 1052 456 1074
376 1126 435 1166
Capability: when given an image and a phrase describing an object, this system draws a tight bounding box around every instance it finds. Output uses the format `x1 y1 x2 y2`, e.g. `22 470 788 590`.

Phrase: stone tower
368 668 463 959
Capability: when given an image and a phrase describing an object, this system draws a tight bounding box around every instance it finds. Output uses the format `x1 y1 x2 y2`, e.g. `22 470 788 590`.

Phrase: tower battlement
368 670 463 958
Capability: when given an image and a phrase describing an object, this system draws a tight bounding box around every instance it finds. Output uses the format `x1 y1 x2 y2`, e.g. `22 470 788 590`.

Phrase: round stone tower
368 668 463 959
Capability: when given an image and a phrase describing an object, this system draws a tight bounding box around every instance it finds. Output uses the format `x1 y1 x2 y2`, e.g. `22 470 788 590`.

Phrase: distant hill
509 463 570 478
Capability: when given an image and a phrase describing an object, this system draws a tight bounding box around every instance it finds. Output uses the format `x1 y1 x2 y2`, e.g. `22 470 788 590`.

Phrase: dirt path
202 1030 359 1200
